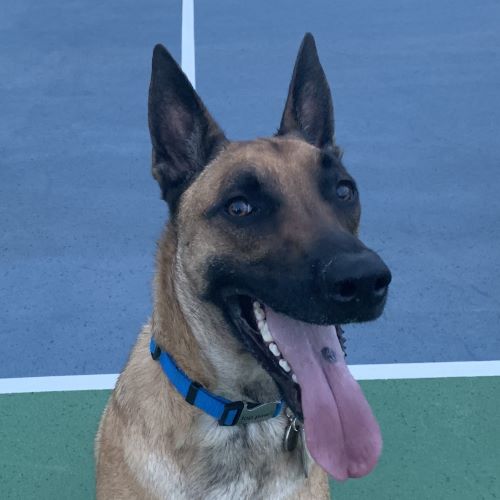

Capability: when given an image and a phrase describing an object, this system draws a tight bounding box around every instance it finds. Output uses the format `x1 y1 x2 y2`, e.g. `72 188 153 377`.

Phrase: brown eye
227 197 253 217
336 181 355 201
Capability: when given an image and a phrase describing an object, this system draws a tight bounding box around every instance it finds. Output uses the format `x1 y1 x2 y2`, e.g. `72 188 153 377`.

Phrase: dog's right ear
277 33 335 150
148 44 227 211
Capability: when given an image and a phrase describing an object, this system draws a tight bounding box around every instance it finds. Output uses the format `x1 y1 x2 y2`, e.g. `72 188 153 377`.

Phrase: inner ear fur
278 33 335 151
148 44 227 212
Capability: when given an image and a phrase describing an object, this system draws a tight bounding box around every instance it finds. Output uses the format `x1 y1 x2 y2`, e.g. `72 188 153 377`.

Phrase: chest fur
126 414 311 500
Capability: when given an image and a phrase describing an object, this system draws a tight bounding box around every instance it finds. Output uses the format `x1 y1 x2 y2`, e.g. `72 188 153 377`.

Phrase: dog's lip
220 286 385 327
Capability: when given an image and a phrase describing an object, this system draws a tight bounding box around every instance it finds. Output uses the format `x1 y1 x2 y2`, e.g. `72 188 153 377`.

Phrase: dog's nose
327 250 392 304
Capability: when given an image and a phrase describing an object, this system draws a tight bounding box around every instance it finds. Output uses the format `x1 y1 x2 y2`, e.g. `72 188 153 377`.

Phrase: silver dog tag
283 416 301 452
284 409 308 477
299 429 308 478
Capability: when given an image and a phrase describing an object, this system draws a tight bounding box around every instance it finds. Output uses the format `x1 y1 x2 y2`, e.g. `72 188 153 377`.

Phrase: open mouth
226 295 347 420
225 294 382 481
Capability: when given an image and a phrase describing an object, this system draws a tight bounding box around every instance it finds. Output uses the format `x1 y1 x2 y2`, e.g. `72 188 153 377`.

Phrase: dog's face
178 134 391 318
149 35 390 470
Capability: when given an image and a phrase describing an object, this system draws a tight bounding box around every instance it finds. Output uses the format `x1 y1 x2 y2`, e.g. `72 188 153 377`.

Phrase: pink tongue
266 307 382 480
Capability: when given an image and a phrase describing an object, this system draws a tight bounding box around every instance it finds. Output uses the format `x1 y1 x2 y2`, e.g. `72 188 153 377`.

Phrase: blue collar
150 338 283 426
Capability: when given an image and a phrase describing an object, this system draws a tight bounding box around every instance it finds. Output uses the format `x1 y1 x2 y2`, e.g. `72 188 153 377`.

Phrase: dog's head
149 34 391 480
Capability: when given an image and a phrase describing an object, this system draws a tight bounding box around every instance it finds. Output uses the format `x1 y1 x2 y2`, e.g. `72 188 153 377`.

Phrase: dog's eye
336 181 355 201
226 197 254 217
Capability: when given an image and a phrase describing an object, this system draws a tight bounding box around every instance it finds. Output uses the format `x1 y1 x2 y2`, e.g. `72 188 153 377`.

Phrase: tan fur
96 138 333 499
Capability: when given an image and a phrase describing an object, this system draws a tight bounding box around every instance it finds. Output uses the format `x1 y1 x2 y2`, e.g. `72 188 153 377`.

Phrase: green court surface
1 378 498 499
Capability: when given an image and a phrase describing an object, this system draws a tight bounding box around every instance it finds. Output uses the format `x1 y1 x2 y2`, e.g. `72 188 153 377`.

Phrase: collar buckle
219 400 281 426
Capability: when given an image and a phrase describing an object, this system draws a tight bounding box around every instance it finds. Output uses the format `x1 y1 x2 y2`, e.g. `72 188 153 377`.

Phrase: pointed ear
277 33 334 150
148 44 227 211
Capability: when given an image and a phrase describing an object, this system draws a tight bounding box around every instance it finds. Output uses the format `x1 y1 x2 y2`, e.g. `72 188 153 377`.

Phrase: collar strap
150 338 283 426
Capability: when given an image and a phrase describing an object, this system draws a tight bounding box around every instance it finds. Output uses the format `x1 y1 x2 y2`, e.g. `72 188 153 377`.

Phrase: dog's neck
151 224 279 404
120 225 313 499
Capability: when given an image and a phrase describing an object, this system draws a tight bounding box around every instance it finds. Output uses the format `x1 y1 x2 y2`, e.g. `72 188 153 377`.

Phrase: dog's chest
200 423 307 498
148 416 310 500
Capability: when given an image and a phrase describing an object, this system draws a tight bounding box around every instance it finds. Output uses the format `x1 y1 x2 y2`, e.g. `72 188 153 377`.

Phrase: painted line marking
181 0 196 88
0 374 119 395
350 360 500 381
0 361 499 394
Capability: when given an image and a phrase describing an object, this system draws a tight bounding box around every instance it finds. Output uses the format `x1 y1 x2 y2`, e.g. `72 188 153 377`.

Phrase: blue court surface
1 0 499 498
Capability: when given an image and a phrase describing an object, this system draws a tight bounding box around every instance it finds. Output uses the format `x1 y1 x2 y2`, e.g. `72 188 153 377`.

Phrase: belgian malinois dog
95 33 391 499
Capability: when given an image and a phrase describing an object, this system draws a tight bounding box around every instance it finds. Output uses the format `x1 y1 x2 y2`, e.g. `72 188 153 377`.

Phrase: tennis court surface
1 0 499 498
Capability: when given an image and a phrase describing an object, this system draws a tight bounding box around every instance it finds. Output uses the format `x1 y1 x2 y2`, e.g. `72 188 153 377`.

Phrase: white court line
1 361 499 395
350 360 500 381
181 0 196 88
0 374 119 395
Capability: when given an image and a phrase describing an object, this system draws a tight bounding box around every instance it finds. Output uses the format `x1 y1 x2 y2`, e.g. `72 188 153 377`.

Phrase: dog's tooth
255 309 265 321
279 359 291 372
253 302 265 321
269 342 281 357
292 374 298 384
261 323 273 343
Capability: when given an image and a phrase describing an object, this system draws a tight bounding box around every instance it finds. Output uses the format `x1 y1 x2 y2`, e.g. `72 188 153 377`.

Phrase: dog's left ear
148 44 227 211
278 33 334 150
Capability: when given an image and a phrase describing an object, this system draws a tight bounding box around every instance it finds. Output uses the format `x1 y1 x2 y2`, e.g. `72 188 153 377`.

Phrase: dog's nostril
335 279 357 301
373 274 391 296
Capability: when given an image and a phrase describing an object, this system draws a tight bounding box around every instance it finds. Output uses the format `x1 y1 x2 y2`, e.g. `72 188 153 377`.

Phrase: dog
95 33 391 499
